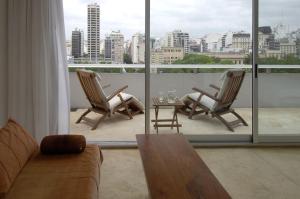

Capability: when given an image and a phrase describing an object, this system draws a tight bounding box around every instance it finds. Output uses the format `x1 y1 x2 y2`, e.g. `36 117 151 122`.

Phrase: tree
173 54 214 64
123 53 133 64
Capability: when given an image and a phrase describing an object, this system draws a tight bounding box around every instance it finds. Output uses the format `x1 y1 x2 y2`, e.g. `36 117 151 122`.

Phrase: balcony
69 64 300 142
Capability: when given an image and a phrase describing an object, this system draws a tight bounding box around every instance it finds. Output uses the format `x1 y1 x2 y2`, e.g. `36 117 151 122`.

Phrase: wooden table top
152 97 184 107
136 134 231 199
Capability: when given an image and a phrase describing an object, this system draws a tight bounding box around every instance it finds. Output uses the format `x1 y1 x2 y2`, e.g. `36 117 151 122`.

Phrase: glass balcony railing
69 64 300 142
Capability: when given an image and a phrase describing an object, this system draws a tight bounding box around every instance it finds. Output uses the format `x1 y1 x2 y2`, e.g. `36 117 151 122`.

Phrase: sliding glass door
256 0 300 142
149 0 252 142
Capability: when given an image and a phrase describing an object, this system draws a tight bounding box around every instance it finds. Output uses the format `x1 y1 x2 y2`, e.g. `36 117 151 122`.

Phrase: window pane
64 0 145 141
150 0 252 135
258 0 300 135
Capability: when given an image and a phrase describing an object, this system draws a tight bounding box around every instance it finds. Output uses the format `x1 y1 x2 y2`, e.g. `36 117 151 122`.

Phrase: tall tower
87 3 100 62
72 28 84 58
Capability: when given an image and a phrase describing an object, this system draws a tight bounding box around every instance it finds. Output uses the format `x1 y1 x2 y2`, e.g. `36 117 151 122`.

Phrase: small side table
151 97 184 134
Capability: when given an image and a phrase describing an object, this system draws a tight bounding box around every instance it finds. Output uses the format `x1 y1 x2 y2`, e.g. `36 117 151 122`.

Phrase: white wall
0 0 8 126
70 72 300 109
69 72 252 108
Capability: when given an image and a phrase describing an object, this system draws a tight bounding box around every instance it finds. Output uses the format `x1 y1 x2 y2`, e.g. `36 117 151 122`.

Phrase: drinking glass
168 90 176 103
159 91 164 102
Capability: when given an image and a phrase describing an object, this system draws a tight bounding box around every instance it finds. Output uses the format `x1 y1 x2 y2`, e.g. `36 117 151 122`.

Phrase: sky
63 0 299 41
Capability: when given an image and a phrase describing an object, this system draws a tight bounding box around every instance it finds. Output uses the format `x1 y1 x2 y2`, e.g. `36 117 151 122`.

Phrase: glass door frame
252 0 300 143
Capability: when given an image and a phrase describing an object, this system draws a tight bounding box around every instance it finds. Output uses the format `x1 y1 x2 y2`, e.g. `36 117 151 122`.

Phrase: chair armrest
209 84 220 91
102 84 111 89
192 87 220 102
107 85 128 101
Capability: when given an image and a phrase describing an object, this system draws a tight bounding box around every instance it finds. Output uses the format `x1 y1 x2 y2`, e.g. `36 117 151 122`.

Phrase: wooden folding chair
180 69 248 132
76 69 144 130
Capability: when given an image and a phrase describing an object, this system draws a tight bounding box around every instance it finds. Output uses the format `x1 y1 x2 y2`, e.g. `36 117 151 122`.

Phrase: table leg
171 108 176 129
155 106 159 134
175 107 180 134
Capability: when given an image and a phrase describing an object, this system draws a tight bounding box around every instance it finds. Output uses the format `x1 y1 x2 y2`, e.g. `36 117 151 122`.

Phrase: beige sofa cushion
5 145 103 199
0 119 38 195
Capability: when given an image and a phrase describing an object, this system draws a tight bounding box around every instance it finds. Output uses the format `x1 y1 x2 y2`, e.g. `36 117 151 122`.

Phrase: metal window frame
252 0 259 143
145 0 151 134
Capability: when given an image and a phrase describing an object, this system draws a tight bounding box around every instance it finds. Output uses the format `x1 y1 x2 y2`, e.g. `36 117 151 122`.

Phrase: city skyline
63 0 299 40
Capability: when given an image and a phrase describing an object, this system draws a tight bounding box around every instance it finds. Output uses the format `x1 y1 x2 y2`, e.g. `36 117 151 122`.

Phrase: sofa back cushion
0 119 38 195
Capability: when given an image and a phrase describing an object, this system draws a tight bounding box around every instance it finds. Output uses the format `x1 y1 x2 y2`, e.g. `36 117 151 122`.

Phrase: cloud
63 0 300 40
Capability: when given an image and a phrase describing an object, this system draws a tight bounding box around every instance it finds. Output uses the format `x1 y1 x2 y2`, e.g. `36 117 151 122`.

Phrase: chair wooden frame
179 70 248 132
76 70 143 130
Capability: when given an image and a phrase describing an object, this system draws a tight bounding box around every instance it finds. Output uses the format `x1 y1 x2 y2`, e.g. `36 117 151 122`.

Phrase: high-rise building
104 31 124 64
131 33 145 64
71 28 84 58
165 30 190 54
87 3 100 62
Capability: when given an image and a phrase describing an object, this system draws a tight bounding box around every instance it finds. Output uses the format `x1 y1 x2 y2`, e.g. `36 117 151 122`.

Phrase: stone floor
71 108 300 141
99 148 300 199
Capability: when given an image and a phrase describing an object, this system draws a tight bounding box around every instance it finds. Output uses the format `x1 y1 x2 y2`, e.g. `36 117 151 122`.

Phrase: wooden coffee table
136 134 231 199
152 97 184 134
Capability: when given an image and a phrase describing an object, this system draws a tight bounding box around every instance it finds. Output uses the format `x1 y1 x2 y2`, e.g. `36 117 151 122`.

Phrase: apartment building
151 47 184 64
71 28 84 58
131 33 145 63
165 30 190 54
232 33 251 52
280 38 297 57
87 3 100 62
104 31 124 64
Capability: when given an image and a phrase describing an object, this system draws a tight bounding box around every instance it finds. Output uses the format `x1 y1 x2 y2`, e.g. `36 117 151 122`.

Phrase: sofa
0 119 103 199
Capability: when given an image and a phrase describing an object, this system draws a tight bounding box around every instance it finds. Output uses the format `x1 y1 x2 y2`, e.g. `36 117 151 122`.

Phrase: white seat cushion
94 73 110 109
108 92 133 112
187 92 217 111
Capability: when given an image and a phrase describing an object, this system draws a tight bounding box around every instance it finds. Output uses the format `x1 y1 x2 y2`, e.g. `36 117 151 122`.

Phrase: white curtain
7 0 70 142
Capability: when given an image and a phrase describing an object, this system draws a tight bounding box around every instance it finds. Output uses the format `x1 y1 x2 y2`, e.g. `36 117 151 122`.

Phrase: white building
87 3 100 62
201 33 222 52
100 40 105 55
124 40 131 54
273 23 289 40
104 31 124 64
83 40 88 55
280 38 297 57
232 32 251 53
165 30 190 54
65 40 72 57
131 33 145 64
221 32 234 51
258 26 275 50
